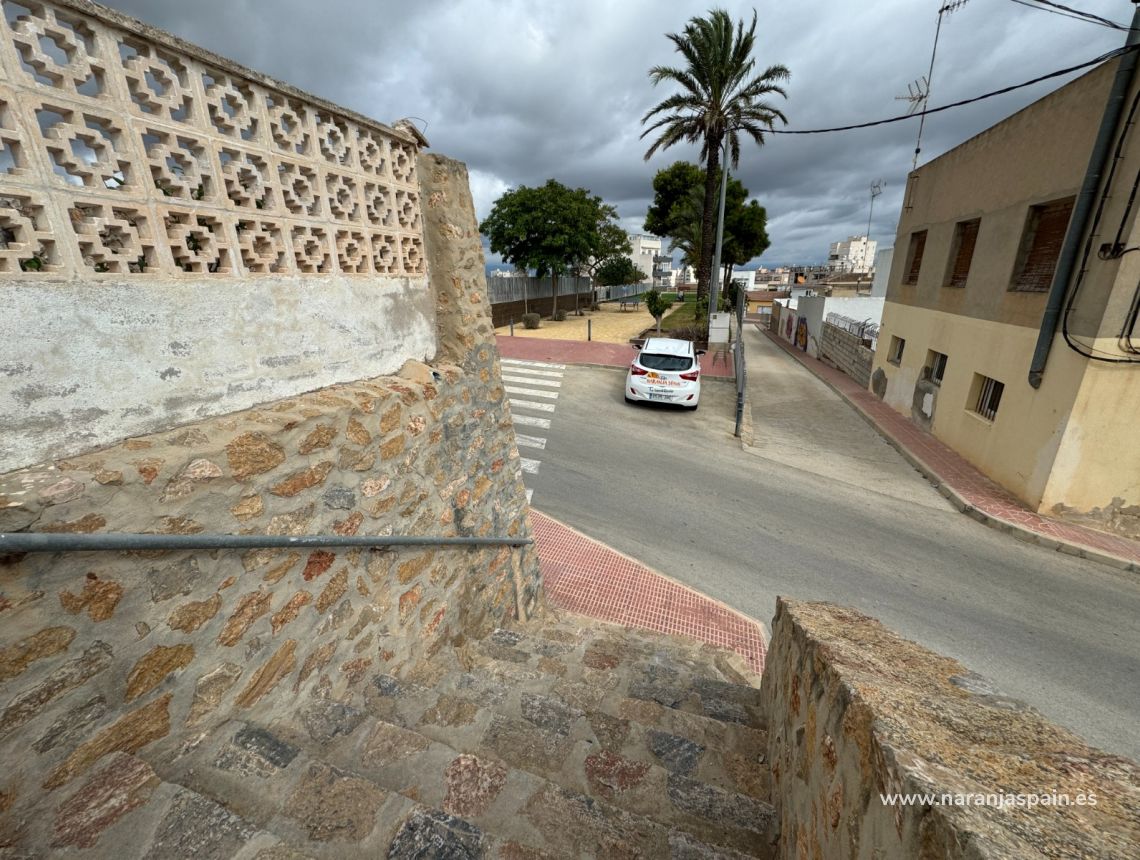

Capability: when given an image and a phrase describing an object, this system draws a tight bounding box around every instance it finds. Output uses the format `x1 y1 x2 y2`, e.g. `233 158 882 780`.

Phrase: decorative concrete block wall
760 599 1139 858
0 0 435 470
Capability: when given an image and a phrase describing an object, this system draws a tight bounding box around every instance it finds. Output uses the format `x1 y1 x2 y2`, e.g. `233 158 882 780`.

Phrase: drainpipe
1028 5 1140 388
0 532 532 554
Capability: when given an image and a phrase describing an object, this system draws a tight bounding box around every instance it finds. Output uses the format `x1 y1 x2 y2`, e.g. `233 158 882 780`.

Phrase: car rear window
638 353 693 372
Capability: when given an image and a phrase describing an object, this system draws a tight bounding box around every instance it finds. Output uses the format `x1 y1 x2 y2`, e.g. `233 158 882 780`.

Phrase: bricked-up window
945 219 980 288
970 373 1004 421
903 230 927 285
1011 197 1075 292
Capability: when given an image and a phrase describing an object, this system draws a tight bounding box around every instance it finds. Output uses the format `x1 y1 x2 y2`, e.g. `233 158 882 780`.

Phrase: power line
1026 0 1128 30
1008 0 1118 27
767 44 1136 136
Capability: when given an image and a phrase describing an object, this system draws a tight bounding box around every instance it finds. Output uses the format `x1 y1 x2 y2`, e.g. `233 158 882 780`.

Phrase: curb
756 328 1139 575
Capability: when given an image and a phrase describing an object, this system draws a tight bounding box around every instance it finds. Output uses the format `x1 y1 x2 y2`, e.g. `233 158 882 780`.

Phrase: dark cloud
99 0 1128 263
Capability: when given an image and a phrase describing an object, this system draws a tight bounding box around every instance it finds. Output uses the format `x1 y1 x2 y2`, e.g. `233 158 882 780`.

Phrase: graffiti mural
795 316 809 351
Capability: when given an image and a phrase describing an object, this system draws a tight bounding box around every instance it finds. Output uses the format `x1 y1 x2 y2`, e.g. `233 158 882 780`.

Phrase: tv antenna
866 180 884 242
895 77 928 116
911 0 971 171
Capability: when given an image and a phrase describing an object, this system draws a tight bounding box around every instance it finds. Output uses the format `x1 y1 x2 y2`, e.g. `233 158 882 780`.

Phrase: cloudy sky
100 0 1131 265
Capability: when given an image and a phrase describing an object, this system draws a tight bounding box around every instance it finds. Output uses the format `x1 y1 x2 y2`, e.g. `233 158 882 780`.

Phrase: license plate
649 393 671 401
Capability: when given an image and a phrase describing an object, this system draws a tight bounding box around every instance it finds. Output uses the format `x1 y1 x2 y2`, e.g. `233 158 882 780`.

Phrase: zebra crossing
502 358 565 503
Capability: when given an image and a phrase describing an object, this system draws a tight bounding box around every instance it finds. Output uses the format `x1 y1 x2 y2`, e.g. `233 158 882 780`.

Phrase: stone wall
0 151 542 844
760 599 1139 858
818 323 873 389
0 0 433 470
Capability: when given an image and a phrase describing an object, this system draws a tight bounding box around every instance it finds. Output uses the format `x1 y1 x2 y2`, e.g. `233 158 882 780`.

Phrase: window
887 335 905 365
970 373 1004 421
945 219 980 288
1011 197 1075 292
926 349 948 385
903 230 927 285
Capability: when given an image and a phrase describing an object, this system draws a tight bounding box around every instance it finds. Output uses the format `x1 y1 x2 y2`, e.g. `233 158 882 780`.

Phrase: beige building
873 60 1140 524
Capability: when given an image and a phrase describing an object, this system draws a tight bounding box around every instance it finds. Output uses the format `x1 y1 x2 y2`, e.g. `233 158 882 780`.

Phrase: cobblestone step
472 623 766 729
26 614 776 858
265 697 776 859
4 750 285 858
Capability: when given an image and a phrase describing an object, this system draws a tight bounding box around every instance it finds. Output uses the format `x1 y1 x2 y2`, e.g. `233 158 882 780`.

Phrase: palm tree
641 9 789 303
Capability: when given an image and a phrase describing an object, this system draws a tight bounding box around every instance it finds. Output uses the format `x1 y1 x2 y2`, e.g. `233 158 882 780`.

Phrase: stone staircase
19 615 777 859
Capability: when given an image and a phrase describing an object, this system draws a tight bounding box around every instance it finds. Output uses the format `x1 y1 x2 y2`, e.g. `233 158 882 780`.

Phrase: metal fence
601 283 647 301
825 312 880 343
487 276 592 305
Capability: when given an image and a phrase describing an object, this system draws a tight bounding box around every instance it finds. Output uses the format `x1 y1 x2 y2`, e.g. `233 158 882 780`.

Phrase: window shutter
947 219 979 288
1014 198 1074 292
904 231 926 285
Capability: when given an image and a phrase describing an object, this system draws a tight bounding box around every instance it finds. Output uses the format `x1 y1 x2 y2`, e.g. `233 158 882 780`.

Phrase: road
521 330 1140 760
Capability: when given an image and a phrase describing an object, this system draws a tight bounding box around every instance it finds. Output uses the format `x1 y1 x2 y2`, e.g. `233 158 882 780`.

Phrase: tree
644 288 674 334
641 9 789 305
579 221 632 310
644 161 704 238
595 256 647 287
480 180 621 317
646 161 771 299
722 199 769 286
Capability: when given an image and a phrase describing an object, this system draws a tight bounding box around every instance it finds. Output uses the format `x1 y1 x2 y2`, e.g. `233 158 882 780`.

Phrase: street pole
709 136 730 321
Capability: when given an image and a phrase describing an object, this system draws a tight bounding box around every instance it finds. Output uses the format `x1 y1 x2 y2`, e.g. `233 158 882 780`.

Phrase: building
827 235 877 274
872 60 1140 528
627 234 673 289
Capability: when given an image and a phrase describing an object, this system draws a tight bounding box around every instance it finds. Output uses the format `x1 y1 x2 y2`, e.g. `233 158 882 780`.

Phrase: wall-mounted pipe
0 532 532 555
1029 8 1140 388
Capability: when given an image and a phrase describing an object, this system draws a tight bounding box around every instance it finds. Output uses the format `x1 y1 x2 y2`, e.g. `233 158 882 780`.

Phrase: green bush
551 308 567 322
522 313 541 329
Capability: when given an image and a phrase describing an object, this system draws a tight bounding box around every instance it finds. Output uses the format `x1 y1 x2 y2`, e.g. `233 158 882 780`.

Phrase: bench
617 297 640 311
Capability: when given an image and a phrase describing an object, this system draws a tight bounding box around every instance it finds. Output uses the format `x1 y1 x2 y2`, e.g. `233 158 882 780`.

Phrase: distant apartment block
828 235 877 274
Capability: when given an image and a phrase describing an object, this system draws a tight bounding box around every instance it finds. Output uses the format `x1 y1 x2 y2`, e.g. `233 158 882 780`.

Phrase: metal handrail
0 532 532 554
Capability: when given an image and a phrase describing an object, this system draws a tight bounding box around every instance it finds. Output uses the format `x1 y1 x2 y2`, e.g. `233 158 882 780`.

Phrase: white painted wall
871 247 893 297
1 276 436 471
794 296 885 358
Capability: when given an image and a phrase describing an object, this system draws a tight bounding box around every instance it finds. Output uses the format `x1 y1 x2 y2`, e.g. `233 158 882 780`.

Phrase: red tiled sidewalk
529 509 766 675
496 335 734 378
760 327 1140 572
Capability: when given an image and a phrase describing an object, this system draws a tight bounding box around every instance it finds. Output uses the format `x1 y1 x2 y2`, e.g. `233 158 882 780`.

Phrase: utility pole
709 136 730 323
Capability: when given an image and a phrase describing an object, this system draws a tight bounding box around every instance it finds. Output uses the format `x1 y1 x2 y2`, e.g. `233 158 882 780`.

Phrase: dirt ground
492 303 655 344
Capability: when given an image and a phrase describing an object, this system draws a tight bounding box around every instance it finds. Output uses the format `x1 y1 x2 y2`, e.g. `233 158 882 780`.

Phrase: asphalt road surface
523 339 1140 760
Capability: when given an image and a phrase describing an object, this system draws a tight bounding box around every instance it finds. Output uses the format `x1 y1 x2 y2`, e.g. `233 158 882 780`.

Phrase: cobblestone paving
12 615 775 858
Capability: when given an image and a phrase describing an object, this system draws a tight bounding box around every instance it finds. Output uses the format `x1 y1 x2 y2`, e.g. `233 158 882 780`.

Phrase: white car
625 337 703 410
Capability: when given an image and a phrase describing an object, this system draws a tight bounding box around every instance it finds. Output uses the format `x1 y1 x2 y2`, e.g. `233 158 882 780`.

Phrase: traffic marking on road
505 386 559 400
502 375 562 388
502 359 566 369
509 398 556 413
505 360 565 506
515 433 547 450
499 366 564 378
512 414 552 429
